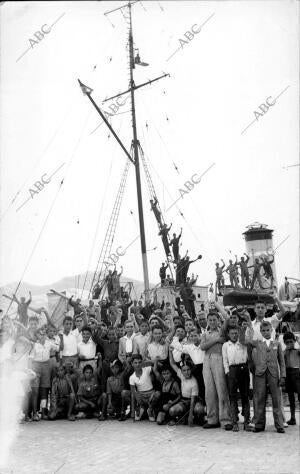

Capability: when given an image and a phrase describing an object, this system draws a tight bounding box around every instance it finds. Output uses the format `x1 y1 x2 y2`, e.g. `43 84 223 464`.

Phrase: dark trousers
101 360 112 392
227 364 250 424
286 368 300 418
192 364 205 403
254 370 284 430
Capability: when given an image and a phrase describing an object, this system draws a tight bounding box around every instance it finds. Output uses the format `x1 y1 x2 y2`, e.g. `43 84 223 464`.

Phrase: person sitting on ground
118 356 134 421
172 327 205 405
48 365 76 421
282 331 300 426
100 359 124 420
169 347 204 426
76 364 101 418
65 360 80 393
153 357 181 425
129 354 160 422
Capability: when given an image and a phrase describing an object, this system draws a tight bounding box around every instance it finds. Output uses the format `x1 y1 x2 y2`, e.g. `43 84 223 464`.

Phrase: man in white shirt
245 298 285 341
118 321 136 363
77 326 97 373
171 328 205 402
222 326 250 431
132 321 150 359
129 354 160 421
71 314 84 343
60 316 78 366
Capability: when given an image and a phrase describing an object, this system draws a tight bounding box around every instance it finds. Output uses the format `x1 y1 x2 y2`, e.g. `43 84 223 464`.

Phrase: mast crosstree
78 1 170 300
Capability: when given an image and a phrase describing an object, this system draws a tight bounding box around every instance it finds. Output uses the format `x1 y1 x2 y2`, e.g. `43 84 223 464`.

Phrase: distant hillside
0 272 156 313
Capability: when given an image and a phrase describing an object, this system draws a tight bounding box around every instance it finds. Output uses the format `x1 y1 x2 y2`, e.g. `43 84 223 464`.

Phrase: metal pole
128 2 150 297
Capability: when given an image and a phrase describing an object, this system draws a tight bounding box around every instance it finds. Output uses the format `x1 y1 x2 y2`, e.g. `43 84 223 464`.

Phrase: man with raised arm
169 228 182 263
12 292 32 326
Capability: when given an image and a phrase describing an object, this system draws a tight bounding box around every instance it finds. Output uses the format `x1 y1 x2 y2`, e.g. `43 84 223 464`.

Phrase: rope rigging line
139 125 211 264
4 109 93 317
4 179 65 318
0 98 78 223
88 156 132 299
138 138 175 279
139 93 180 178
81 116 125 298
139 107 217 263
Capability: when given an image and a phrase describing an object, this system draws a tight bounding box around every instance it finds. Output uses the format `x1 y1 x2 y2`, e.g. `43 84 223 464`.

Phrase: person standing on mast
170 228 182 263
150 197 162 227
159 263 167 287
158 223 172 257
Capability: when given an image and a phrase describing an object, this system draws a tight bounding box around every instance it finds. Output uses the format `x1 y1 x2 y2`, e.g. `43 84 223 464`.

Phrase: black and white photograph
0 1 299 473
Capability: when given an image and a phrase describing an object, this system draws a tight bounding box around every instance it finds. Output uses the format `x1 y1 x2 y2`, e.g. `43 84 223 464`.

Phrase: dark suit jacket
250 339 286 379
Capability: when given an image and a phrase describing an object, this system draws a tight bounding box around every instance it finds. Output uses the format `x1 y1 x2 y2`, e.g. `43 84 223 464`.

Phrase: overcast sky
0 0 299 292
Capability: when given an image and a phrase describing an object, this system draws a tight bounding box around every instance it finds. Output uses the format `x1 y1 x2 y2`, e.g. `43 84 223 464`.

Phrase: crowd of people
1 289 299 434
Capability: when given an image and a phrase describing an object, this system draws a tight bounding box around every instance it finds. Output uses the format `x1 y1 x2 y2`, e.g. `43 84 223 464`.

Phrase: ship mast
127 1 150 296
78 1 169 300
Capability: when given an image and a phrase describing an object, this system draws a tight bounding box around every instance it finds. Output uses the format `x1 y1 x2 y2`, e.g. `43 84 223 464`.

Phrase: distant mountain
0 272 155 312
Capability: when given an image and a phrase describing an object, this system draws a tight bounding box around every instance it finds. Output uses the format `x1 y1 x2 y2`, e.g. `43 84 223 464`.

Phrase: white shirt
170 337 187 363
262 337 273 347
175 368 199 398
31 340 54 362
129 366 153 392
47 336 60 356
132 333 151 359
222 340 248 374
71 328 83 344
124 334 135 353
246 314 280 341
62 332 78 356
146 342 169 361
171 337 204 364
78 338 96 359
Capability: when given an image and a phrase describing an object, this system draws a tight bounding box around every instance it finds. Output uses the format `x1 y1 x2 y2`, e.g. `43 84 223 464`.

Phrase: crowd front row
1 298 300 434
